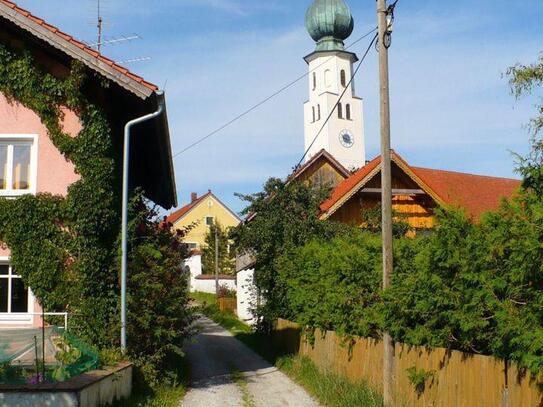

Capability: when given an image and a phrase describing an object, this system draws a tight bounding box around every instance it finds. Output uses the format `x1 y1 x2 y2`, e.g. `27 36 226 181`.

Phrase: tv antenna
97 0 103 52
88 0 151 65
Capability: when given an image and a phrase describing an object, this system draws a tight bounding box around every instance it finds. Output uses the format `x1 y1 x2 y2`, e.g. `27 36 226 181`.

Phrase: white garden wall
236 268 257 326
183 254 236 294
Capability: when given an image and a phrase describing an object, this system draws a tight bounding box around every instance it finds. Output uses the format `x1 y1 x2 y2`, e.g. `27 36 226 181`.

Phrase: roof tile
0 0 158 92
321 151 521 220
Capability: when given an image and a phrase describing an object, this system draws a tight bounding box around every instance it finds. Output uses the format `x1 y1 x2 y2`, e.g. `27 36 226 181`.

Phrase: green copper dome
305 0 354 52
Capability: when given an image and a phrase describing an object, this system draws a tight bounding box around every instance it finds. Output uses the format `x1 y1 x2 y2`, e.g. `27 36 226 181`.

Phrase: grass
109 384 186 407
190 291 385 407
277 355 384 407
232 371 257 407
108 349 190 407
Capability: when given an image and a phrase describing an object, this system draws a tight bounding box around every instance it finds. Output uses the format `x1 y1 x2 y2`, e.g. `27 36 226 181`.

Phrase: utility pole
214 225 219 296
377 0 394 404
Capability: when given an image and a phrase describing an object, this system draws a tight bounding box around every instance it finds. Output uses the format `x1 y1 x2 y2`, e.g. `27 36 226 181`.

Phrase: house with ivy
0 0 176 329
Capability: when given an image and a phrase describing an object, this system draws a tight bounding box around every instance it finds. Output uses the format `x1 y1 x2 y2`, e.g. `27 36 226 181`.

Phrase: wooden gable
289 149 351 190
326 161 437 229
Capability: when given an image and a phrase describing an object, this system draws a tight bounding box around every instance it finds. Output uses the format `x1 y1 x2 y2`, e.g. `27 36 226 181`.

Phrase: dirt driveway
181 316 321 407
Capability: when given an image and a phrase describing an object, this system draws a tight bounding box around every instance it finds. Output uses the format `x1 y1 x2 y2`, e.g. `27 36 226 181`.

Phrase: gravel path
181 316 322 407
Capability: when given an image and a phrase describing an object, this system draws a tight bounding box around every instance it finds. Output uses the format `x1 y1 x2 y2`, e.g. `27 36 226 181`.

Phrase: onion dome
305 0 354 52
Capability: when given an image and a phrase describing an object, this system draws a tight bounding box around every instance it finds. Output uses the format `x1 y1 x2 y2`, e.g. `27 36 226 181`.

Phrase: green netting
0 327 100 384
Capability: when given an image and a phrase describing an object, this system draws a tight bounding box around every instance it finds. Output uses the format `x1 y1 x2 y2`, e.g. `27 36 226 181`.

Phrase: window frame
0 135 38 197
0 257 34 324
205 216 215 226
340 70 346 87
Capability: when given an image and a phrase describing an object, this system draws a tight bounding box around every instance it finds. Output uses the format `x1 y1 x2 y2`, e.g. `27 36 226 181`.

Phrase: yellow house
167 190 241 250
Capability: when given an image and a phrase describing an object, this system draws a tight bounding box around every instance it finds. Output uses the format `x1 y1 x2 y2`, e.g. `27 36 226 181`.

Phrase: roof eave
0 2 154 100
155 92 178 209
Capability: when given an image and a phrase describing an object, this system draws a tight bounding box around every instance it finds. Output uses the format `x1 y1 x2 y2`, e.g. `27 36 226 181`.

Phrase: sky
14 0 543 214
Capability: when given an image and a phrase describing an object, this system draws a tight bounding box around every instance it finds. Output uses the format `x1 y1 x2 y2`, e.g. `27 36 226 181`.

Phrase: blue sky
15 0 543 213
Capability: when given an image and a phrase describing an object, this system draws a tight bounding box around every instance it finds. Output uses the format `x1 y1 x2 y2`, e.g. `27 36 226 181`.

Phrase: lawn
190 291 384 407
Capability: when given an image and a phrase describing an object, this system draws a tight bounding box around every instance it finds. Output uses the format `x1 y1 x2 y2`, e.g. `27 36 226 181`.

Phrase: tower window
341 70 346 87
338 103 343 119
312 72 316 90
317 105 321 121
312 106 315 123
346 104 351 120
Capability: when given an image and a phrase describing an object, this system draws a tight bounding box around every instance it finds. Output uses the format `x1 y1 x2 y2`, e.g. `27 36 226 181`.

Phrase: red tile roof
321 151 521 221
411 167 520 220
166 192 211 225
0 0 158 92
320 155 381 212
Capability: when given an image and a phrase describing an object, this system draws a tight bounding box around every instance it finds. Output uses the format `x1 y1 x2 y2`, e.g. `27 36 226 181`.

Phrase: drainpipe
121 91 165 353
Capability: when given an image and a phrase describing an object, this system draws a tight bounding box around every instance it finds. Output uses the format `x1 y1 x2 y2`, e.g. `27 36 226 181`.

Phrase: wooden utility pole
214 225 219 296
377 0 394 404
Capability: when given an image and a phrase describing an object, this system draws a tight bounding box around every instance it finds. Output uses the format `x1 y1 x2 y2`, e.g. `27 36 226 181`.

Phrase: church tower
303 0 365 170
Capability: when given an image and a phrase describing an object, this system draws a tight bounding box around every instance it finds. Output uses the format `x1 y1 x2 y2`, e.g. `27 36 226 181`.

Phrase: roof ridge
0 0 158 93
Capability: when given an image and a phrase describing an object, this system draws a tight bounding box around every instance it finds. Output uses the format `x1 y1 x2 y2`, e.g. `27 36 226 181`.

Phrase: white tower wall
303 51 365 170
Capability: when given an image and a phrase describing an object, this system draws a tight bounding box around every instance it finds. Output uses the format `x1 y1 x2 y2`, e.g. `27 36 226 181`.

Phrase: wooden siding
298 160 347 190
329 163 437 229
275 319 543 407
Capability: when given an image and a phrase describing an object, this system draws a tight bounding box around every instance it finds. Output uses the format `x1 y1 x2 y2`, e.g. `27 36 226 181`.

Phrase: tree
231 177 351 328
112 192 195 385
201 223 235 275
508 55 543 194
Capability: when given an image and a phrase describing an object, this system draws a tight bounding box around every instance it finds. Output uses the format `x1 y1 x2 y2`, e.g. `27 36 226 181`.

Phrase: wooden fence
274 319 543 407
217 297 237 313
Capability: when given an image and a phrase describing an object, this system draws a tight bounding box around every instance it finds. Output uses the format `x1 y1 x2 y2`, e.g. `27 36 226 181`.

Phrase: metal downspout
121 91 165 353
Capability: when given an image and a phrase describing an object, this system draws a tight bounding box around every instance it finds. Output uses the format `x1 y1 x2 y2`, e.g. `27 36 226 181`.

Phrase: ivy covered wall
0 44 120 346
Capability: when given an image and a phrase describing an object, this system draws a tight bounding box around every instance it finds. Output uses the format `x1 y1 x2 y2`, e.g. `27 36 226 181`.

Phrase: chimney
191 192 198 203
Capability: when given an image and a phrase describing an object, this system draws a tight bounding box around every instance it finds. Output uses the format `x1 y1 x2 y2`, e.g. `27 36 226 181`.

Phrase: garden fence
274 319 543 407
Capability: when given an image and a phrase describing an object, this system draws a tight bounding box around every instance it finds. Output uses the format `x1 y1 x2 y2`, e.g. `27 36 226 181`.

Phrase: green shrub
277 231 382 339
114 194 195 386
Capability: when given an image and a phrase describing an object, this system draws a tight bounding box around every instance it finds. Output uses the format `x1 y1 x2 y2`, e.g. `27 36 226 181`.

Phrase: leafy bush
217 285 236 299
116 194 195 386
277 231 382 339
232 178 351 329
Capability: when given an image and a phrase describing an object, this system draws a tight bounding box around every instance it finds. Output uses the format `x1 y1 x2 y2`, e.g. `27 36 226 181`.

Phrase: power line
172 27 378 159
296 32 379 168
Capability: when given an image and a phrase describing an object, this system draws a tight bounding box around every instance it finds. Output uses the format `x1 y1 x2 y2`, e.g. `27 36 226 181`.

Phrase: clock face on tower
339 129 354 148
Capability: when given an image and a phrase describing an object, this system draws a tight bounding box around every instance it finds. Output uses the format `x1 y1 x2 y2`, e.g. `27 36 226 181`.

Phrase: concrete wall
237 268 257 326
193 276 236 294
184 254 236 293
0 363 132 407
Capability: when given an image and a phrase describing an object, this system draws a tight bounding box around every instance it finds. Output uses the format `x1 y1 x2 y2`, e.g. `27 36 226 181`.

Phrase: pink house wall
0 93 80 327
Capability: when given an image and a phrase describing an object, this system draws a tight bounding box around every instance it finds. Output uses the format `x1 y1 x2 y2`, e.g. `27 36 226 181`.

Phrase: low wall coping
0 361 132 393
195 274 235 280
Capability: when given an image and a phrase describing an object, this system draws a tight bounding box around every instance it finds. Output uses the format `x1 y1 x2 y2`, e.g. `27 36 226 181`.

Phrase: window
312 72 316 90
346 104 351 120
0 263 29 314
317 105 321 121
185 242 198 251
205 216 214 226
0 136 36 196
338 103 343 119
341 70 346 87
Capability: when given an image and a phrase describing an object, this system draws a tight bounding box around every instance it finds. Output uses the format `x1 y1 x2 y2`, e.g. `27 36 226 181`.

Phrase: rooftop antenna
88 0 151 66
97 0 103 52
